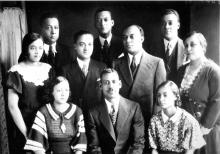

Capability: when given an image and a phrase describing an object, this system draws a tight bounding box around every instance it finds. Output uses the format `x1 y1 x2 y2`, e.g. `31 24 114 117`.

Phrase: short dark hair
162 9 180 22
100 68 119 81
18 32 43 63
73 30 93 43
42 76 71 104
94 8 113 20
40 12 59 27
156 80 182 107
123 25 145 38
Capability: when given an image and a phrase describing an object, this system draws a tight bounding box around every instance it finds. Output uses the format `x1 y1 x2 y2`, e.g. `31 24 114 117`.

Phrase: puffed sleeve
6 70 23 94
201 64 220 128
148 115 158 150
71 106 87 152
182 112 206 150
24 109 49 152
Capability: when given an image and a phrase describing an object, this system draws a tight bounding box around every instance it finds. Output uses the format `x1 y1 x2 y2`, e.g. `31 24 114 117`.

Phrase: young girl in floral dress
24 76 87 154
148 81 205 154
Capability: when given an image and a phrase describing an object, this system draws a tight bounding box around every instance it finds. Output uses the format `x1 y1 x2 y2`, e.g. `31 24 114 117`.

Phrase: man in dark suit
114 25 166 153
39 12 73 75
91 8 123 68
149 9 186 80
61 30 106 112
87 68 145 154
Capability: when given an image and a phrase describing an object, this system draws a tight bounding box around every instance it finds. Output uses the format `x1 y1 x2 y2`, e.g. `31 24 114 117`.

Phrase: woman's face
52 80 70 105
157 86 177 110
28 39 44 62
185 35 205 61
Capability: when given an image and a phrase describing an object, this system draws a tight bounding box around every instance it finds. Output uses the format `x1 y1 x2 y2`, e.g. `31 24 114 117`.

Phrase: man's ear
119 80 122 89
111 19 115 27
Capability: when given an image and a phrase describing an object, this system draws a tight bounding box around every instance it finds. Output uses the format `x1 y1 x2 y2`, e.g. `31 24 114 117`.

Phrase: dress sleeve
24 110 49 152
6 71 23 94
182 113 206 150
71 107 87 152
148 116 158 150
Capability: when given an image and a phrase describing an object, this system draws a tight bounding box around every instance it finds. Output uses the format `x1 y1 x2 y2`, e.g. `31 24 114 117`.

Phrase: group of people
2 7 220 154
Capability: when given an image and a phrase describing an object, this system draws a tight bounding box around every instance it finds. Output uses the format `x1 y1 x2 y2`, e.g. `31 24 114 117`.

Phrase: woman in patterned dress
6 32 54 154
174 31 220 154
148 81 205 154
24 76 87 154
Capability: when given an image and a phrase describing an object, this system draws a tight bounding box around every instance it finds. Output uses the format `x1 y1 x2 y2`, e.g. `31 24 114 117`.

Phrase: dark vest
166 44 178 80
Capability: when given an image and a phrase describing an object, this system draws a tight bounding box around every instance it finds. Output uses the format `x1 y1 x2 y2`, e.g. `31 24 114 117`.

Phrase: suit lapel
118 55 133 86
130 52 152 96
99 100 116 141
115 97 129 135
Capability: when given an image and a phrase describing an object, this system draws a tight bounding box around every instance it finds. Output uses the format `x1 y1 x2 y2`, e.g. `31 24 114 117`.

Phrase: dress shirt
164 38 178 56
44 42 57 55
128 50 143 66
105 98 119 115
99 34 112 49
77 58 90 71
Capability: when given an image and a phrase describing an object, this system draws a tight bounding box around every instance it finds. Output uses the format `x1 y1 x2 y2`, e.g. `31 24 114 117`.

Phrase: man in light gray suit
114 25 166 153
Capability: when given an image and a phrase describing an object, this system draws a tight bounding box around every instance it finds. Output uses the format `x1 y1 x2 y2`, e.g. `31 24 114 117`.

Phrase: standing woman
6 32 54 154
175 31 220 154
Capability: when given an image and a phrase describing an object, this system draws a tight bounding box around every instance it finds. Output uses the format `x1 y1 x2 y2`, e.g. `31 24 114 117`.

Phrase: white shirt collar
99 33 112 47
105 98 119 114
161 107 182 123
77 57 90 70
164 38 178 54
44 42 57 55
128 50 143 66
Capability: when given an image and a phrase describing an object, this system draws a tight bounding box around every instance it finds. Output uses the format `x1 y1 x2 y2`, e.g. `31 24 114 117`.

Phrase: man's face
74 34 94 61
95 11 114 38
101 72 121 100
122 26 144 55
161 14 180 41
41 17 59 44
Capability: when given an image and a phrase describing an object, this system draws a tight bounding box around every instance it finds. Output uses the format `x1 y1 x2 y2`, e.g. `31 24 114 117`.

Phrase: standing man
87 68 145 154
61 30 106 112
40 12 73 75
114 25 166 152
150 9 186 80
92 8 124 68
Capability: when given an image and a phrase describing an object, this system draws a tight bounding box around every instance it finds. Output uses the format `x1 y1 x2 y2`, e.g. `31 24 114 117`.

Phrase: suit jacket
60 59 106 111
114 50 166 125
92 35 124 68
41 42 73 75
149 37 186 80
87 96 145 154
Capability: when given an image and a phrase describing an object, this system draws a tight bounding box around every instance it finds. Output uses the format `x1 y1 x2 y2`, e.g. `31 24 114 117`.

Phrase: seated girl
24 76 87 154
148 81 205 154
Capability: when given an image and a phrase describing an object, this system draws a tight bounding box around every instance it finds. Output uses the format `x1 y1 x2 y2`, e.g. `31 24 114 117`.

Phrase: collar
128 50 143 66
161 107 182 123
105 97 119 114
44 42 57 55
77 57 90 70
46 103 76 120
164 38 178 52
99 33 112 47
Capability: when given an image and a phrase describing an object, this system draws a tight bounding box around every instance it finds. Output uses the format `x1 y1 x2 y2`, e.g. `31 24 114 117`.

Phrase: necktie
103 40 109 58
48 45 55 66
110 104 117 126
130 55 136 74
82 64 88 77
165 43 171 63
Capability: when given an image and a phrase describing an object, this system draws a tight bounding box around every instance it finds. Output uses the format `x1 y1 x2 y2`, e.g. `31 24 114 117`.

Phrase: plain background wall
20 1 220 65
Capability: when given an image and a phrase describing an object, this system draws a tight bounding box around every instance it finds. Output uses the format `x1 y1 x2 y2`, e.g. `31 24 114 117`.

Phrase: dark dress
24 103 87 154
0 64 9 154
6 62 53 153
175 59 220 154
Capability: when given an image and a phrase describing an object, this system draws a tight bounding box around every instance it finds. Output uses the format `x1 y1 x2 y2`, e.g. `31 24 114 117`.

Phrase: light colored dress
148 107 205 153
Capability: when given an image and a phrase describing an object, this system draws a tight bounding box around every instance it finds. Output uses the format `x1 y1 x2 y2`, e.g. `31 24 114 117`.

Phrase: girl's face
28 39 44 62
52 80 70 105
157 85 177 110
185 34 205 61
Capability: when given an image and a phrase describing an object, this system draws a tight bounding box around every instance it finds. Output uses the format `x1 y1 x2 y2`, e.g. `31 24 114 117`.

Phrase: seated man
87 68 145 154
